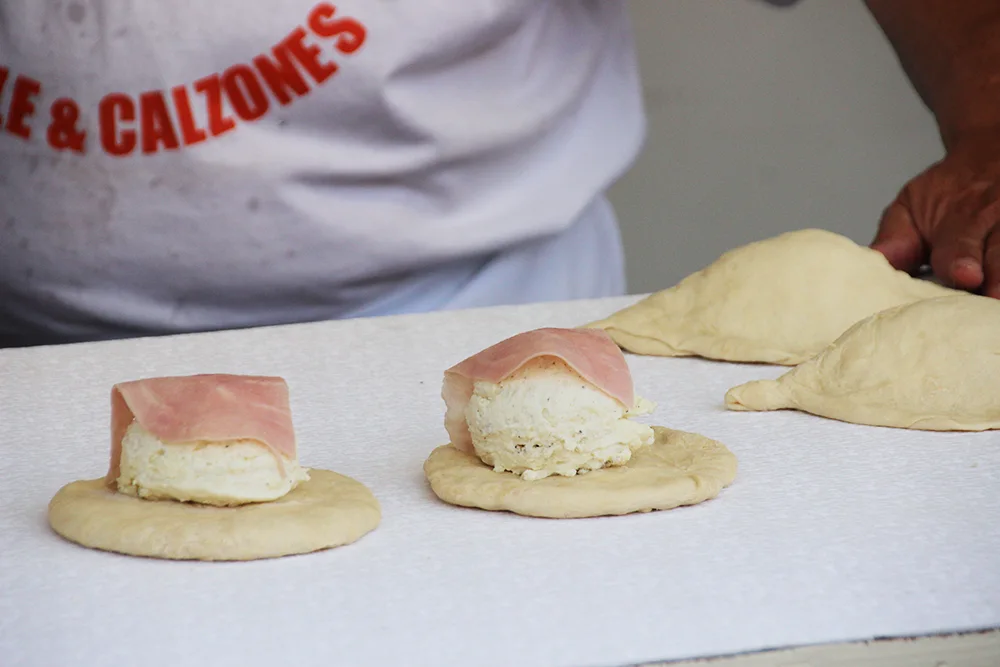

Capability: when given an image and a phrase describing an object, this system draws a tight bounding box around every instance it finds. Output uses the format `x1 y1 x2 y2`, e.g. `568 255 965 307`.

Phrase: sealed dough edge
587 312 805 365
585 298 695 359
725 379 791 413
724 295 1000 432
423 426 738 519
584 229 961 366
47 468 382 561
724 379 1000 431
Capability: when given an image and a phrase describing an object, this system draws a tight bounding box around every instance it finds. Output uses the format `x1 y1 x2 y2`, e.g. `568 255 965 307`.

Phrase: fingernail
953 258 984 279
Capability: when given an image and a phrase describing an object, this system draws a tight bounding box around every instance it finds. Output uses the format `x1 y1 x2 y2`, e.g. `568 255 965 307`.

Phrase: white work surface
1 296 999 667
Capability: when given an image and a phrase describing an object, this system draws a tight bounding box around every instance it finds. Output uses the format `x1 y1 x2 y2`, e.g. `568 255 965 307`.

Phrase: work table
1 296 998 666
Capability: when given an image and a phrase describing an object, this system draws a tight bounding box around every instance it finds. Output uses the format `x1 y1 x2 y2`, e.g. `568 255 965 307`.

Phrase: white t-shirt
0 1 646 345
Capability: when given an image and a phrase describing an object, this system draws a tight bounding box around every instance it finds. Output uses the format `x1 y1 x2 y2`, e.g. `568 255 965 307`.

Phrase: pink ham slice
442 327 637 453
106 374 297 486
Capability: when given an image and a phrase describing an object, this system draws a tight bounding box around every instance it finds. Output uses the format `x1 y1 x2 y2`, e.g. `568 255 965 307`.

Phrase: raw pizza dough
424 427 737 519
586 228 957 365
48 468 381 561
725 295 1000 431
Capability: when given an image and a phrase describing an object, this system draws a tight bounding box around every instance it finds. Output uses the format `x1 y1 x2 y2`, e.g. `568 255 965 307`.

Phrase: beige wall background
609 0 944 293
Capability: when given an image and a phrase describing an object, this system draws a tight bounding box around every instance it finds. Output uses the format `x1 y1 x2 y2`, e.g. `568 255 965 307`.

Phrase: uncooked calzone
586 229 957 365
725 295 1000 431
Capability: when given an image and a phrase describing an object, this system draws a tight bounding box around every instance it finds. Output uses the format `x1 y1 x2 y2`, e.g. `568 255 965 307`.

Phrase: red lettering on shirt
252 47 311 106
193 74 236 137
223 65 270 122
283 27 338 84
307 3 367 53
2 3 368 156
0 67 8 127
46 98 88 153
5 74 42 140
139 91 181 154
99 93 137 156
172 85 208 146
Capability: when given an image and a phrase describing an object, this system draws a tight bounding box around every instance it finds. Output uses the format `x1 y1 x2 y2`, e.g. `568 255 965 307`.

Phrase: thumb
870 197 927 274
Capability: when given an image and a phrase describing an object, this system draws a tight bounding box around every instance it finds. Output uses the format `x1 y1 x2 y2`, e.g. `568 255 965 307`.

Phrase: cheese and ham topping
108 374 309 506
442 328 656 481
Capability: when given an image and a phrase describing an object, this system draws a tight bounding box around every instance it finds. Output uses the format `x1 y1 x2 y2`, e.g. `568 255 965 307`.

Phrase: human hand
870 134 1000 298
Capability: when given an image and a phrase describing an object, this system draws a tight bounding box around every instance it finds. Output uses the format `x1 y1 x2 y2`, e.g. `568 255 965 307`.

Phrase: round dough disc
423 426 737 519
47 468 381 561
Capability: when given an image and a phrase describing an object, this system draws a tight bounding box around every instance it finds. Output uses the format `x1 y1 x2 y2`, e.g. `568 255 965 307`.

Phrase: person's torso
0 1 645 344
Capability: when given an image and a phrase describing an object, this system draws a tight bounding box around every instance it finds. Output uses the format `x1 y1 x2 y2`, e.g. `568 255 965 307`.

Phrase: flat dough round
725 295 1000 431
423 427 737 519
47 468 381 561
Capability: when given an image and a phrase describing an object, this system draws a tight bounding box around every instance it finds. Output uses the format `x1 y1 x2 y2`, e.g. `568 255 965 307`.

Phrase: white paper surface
1 296 998 667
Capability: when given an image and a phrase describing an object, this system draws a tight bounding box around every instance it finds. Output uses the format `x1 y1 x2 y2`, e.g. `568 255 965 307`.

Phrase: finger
870 197 926 273
929 191 998 290
984 225 1000 299
929 220 986 290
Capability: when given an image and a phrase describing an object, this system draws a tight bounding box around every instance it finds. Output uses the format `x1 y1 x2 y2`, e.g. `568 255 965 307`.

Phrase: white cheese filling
465 358 656 481
116 422 310 506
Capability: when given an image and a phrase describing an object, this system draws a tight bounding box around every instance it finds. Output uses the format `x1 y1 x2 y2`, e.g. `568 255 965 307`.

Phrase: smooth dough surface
586 228 957 365
424 427 737 519
48 468 381 561
725 295 1000 431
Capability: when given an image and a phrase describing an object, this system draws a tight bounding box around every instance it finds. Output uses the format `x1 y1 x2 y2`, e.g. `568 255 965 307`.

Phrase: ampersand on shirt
47 98 87 153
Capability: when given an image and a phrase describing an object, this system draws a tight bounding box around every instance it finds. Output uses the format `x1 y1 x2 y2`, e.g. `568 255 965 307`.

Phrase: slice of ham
442 327 637 453
106 374 297 486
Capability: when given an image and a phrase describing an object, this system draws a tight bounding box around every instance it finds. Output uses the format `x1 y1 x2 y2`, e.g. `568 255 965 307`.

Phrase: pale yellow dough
586 228 957 365
725 295 1000 431
47 468 381 561
424 427 737 519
